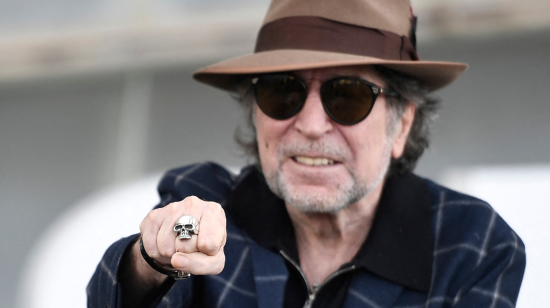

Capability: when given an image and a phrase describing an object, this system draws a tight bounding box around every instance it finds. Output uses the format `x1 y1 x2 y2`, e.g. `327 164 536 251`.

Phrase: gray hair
232 65 440 175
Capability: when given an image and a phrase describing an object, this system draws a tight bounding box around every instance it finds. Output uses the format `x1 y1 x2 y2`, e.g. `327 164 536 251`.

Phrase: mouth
293 156 338 166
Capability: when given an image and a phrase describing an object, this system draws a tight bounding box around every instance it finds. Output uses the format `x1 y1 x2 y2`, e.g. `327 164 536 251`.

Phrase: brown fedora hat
193 0 467 92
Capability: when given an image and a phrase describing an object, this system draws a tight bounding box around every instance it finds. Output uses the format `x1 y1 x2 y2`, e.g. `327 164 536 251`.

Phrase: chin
265 170 371 214
263 156 393 214
287 196 352 213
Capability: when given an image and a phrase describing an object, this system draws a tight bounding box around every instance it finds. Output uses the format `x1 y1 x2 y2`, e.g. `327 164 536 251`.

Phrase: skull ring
174 215 199 240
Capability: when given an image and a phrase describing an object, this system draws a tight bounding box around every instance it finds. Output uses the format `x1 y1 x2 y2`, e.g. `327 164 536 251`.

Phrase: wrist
119 236 172 308
131 237 169 287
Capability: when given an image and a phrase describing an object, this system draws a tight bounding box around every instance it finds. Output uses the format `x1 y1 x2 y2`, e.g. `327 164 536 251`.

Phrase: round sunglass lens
322 78 375 125
255 75 306 120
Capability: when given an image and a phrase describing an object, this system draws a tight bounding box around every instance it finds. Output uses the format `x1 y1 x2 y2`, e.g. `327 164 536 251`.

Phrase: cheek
257 132 272 162
255 108 285 171
340 106 392 173
256 110 273 152
345 120 387 156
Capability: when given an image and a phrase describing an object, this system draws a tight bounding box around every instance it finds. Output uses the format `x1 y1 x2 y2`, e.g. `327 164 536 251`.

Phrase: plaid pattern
88 162 525 308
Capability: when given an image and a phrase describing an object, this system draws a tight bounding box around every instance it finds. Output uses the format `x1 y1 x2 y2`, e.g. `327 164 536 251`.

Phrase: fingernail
172 253 189 268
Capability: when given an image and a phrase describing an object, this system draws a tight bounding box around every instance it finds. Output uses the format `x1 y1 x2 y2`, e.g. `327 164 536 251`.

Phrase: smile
293 156 336 166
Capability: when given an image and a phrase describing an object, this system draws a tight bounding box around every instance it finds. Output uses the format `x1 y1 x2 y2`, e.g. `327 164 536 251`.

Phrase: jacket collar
224 166 433 292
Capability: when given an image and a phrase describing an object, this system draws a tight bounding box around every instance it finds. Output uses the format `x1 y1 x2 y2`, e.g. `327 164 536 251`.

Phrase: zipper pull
303 293 315 308
303 284 320 308
312 283 320 293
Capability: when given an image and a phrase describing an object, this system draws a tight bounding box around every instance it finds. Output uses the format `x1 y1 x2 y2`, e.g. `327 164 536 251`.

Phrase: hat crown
193 0 467 93
263 0 412 37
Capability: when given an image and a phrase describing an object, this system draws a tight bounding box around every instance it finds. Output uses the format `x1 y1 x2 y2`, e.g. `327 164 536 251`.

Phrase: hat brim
193 49 467 92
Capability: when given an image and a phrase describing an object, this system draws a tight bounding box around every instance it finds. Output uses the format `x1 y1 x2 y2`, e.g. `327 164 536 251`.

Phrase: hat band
255 16 419 61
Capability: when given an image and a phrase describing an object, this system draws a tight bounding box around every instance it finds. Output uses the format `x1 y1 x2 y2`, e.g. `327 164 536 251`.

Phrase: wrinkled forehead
290 65 387 86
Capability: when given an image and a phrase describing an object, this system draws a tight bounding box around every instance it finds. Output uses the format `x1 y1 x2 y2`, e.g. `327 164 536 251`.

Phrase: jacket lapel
249 241 289 308
343 271 404 308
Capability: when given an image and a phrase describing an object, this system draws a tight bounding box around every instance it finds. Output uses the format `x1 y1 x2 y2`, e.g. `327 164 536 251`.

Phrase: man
88 0 525 307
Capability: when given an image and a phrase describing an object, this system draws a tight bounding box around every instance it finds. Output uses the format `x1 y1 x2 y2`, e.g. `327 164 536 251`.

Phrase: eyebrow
296 73 377 85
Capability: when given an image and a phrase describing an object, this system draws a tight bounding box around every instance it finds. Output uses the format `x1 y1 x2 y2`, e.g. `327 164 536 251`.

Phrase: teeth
295 156 335 166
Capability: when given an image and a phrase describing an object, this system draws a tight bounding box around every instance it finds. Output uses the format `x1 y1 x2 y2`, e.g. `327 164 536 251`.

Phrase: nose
294 80 333 138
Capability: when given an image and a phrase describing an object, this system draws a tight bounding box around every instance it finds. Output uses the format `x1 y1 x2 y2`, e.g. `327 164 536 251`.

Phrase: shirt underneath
223 167 433 308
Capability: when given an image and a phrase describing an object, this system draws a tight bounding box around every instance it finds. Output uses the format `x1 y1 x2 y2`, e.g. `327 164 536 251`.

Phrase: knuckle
140 211 163 233
188 195 201 202
143 212 155 225
143 209 162 227
213 252 226 275
205 202 226 222
149 208 162 218
215 205 226 219
168 201 181 212
157 241 175 257
184 195 201 207
206 201 223 213
197 238 218 255
207 201 222 210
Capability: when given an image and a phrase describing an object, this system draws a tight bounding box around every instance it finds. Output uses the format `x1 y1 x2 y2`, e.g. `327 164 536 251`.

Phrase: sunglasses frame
252 73 398 125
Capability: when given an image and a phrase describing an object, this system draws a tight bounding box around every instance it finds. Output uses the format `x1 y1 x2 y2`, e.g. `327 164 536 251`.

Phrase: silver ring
174 215 199 240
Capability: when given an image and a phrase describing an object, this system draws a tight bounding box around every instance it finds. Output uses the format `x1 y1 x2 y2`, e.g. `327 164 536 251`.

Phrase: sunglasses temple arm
380 88 398 98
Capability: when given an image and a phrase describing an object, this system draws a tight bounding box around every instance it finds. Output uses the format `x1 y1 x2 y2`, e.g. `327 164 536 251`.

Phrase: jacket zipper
279 250 357 308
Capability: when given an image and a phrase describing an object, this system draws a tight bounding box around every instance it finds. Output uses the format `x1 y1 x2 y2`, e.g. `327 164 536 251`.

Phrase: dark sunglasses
252 73 398 125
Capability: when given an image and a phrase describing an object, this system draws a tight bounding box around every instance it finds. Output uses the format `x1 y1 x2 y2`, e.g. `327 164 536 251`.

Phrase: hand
139 196 227 277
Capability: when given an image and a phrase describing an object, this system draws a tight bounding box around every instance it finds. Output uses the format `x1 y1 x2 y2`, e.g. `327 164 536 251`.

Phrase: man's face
255 65 412 213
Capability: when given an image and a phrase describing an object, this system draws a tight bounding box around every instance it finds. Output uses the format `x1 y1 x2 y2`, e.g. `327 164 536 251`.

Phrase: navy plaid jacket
88 162 525 308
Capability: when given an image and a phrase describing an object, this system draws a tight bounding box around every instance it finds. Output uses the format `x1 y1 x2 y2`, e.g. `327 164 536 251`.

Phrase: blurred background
1 0 549 307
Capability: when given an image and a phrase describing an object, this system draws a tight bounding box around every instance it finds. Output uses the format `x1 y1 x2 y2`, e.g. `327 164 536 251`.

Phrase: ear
391 103 416 159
